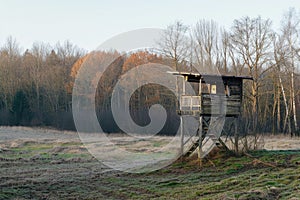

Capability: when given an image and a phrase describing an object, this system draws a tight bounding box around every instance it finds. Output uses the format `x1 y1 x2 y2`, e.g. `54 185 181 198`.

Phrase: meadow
0 127 299 199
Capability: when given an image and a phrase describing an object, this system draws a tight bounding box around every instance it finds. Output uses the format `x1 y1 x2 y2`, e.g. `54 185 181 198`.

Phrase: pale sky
0 0 299 51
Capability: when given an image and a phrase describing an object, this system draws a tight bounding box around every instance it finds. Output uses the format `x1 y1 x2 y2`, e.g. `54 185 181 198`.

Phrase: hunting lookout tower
172 72 252 160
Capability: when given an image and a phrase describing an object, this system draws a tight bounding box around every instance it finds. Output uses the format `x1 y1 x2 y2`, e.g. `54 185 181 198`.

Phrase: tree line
0 8 299 136
0 38 84 129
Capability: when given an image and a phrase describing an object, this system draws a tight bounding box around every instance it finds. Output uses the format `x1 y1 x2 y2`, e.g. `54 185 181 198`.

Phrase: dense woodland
0 9 300 136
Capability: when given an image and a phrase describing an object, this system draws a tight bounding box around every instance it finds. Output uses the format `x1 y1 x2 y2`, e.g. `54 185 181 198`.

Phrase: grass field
0 127 300 200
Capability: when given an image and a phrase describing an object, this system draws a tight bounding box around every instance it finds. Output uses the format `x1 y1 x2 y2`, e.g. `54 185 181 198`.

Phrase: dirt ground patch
263 135 300 150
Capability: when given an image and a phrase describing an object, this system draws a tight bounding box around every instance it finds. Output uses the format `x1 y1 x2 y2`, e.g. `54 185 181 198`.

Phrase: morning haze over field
0 1 300 199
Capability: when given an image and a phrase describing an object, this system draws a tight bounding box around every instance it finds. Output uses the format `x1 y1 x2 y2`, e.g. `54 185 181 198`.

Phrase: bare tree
273 33 292 134
280 8 300 135
56 40 84 67
0 36 21 109
220 28 230 74
30 42 51 112
230 16 274 132
192 19 220 73
158 21 189 71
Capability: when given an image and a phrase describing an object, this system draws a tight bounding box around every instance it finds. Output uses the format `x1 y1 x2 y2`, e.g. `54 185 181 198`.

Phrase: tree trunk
251 81 258 132
279 75 291 134
277 83 281 133
291 71 298 134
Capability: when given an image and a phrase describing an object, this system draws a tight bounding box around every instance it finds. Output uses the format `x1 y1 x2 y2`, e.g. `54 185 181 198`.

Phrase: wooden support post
198 116 203 167
179 75 184 159
198 77 203 167
182 76 185 95
234 117 239 154
175 76 178 98
180 116 184 159
199 78 202 95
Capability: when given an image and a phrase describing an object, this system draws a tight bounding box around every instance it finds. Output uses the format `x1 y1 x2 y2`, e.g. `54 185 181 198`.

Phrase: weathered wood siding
201 94 241 116
178 78 244 116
